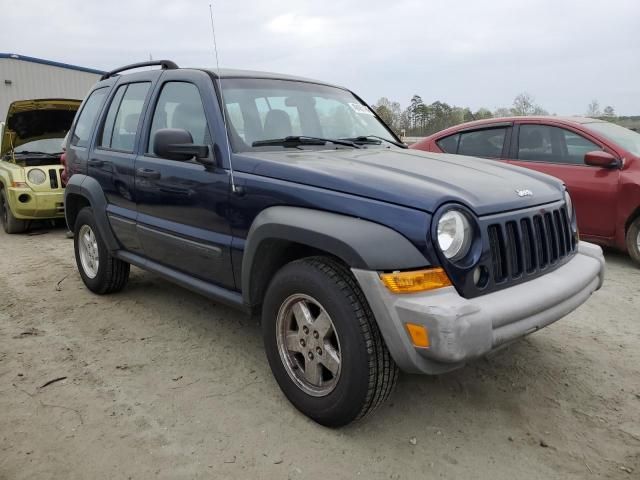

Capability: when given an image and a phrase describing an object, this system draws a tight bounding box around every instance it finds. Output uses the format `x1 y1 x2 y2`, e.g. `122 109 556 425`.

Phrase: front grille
49 168 59 189
487 206 575 284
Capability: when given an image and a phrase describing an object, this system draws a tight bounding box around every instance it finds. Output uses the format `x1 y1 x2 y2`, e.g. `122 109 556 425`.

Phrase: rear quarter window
70 88 109 148
436 134 460 153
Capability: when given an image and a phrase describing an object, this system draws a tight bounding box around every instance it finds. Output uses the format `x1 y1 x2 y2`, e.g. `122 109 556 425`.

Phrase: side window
99 85 127 148
458 128 506 158
517 125 555 162
100 82 150 152
518 125 601 164
70 88 108 148
437 134 459 153
148 82 209 153
562 129 601 164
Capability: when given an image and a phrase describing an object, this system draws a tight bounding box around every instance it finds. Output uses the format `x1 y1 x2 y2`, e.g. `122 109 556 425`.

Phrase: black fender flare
64 174 120 252
241 206 429 305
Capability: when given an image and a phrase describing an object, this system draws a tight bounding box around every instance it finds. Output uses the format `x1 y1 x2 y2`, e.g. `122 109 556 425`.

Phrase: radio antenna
209 3 237 193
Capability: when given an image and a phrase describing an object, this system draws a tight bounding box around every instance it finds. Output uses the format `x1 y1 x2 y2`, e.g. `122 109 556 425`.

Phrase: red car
412 116 640 265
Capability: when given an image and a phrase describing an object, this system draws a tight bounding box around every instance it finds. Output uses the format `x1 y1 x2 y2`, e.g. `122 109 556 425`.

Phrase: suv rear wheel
627 216 640 266
74 207 130 293
0 189 26 234
262 256 398 427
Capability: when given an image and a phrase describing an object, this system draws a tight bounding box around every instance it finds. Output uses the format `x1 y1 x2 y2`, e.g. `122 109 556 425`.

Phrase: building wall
0 58 101 120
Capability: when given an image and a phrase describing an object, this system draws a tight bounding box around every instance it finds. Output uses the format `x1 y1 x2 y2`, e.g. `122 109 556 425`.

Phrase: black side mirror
153 128 213 165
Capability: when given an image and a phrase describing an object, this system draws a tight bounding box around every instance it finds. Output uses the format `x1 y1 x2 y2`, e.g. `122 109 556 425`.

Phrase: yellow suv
0 99 80 233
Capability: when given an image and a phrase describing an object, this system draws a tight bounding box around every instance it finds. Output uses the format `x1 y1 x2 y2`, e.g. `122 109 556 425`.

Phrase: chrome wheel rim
636 230 640 251
276 294 342 397
78 224 99 279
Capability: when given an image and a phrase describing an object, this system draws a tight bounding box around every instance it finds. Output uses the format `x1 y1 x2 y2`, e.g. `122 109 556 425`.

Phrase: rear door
88 71 157 251
133 70 234 288
507 121 620 239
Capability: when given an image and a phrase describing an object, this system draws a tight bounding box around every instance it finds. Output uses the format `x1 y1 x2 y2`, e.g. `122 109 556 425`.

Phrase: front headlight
564 190 573 220
27 168 47 185
437 210 472 261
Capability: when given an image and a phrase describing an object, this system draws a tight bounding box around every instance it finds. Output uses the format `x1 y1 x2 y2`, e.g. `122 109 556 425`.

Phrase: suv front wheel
0 190 26 234
74 207 130 293
262 256 398 427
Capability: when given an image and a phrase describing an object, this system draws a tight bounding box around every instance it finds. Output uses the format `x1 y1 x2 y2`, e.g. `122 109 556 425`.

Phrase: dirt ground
1 225 639 480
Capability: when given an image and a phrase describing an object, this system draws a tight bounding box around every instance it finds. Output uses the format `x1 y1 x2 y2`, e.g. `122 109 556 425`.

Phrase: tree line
373 93 632 137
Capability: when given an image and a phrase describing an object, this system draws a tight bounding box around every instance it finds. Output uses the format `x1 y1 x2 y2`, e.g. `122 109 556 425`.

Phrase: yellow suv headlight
27 168 47 185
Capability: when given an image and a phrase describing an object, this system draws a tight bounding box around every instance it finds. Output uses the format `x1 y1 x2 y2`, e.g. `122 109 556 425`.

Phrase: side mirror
584 150 619 168
153 128 213 164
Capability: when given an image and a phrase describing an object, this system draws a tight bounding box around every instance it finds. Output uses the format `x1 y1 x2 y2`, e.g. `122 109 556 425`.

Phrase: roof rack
100 60 178 80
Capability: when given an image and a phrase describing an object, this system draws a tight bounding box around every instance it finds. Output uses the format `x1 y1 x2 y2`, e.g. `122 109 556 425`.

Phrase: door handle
137 168 161 179
88 159 105 167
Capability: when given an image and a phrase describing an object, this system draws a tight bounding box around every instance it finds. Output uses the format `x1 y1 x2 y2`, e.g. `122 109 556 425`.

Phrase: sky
2 0 639 115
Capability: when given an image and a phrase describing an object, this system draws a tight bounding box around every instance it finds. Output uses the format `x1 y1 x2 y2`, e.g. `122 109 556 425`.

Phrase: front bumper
353 241 605 374
6 187 65 219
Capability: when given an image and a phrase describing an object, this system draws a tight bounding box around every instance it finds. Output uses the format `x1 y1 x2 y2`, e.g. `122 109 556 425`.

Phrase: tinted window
437 134 459 153
101 82 150 152
457 128 506 158
148 82 209 153
71 88 108 148
99 85 127 148
518 125 601 164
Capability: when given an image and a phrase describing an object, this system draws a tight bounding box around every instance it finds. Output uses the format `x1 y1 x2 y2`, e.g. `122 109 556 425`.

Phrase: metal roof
0 53 105 75
203 68 344 89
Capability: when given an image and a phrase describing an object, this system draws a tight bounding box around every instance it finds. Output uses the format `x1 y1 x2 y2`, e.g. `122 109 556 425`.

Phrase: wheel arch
64 174 119 251
241 206 429 307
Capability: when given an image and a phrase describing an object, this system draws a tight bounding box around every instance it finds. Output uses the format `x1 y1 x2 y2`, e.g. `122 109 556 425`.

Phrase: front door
134 71 234 288
507 122 620 240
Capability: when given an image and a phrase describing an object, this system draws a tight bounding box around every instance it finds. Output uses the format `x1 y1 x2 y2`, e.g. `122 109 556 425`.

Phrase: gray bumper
352 241 605 374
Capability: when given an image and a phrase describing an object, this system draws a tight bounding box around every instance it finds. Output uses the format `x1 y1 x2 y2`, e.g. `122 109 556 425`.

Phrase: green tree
603 105 615 117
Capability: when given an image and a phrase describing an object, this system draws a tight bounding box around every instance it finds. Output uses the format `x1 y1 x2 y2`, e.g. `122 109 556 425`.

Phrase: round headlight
564 190 573 219
437 210 472 261
27 168 47 185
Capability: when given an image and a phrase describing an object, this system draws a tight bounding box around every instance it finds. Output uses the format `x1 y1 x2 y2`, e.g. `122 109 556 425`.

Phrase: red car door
507 121 620 241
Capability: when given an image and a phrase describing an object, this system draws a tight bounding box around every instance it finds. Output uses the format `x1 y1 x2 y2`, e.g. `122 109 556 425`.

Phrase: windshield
219 78 397 151
13 138 65 155
586 121 640 156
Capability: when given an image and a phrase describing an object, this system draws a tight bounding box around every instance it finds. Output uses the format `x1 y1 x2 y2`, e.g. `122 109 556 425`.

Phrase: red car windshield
586 121 640 156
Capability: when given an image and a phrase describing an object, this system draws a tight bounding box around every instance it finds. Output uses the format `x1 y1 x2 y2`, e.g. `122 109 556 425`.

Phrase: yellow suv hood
1 98 81 156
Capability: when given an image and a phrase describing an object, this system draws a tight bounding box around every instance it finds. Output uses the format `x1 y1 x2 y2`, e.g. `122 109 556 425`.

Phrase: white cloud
1 0 639 114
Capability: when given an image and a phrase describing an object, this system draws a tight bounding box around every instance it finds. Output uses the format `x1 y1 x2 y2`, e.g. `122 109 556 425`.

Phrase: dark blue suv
64 61 605 426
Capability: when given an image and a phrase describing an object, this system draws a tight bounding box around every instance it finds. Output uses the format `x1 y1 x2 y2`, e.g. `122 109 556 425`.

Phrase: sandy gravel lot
1 225 639 480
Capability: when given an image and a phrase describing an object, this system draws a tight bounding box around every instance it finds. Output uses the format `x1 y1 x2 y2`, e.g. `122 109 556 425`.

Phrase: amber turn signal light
405 323 430 348
380 268 451 294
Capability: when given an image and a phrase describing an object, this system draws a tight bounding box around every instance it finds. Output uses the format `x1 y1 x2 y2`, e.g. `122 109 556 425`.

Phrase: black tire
262 256 398 427
74 207 130 294
0 189 27 234
626 216 640 266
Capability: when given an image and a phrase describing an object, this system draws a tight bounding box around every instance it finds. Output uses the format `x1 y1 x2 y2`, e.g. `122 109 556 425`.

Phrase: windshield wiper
13 150 63 156
252 136 361 149
341 136 408 149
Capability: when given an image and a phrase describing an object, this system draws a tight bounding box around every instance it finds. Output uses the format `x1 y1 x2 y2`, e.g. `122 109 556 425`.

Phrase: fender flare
64 174 120 252
241 206 429 304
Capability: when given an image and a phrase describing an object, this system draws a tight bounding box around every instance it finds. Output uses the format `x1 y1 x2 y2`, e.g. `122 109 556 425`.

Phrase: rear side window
458 128 507 158
437 134 459 153
100 82 150 152
148 82 210 153
70 88 108 148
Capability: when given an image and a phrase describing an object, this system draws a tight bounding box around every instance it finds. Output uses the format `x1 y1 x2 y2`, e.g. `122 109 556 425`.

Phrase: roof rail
100 60 179 80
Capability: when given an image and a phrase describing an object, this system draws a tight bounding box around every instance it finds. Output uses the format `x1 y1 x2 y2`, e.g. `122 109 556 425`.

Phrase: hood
1 99 81 156
236 148 565 216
